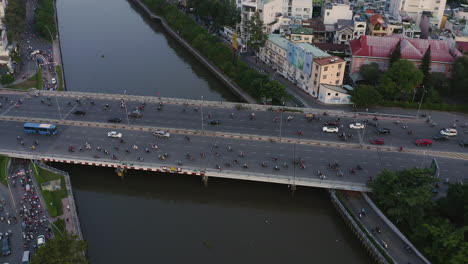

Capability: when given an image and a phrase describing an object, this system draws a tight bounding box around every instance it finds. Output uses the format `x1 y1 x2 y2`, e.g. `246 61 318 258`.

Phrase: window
338 63 342 69
336 72 341 77
326 12 330 16
315 65 319 70
335 93 339 96
304 8 310 12
313 81 317 86
314 73 318 78
327 93 331 96
434 7 439 10
324 66 328 71
296 8 302 11
335 80 339 85
304 37 309 40
323 75 327 79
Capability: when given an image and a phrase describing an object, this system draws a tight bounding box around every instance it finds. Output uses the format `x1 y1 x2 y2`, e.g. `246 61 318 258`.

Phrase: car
1 235 10 256
459 139 468 147
375 127 391 135
433 134 449 141
107 131 122 138
349 123 365 129
370 139 385 145
51 78 57 84
153 130 170 138
324 121 339 126
323 126 339 133
440 128 457 136
128 110 142 118
415 139 433 146
208 120 221 125
108 118 122 123
37 235 45 247
72 110 86 116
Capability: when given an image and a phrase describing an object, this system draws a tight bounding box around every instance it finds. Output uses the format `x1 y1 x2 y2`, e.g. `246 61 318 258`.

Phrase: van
22 251 30 264
153 130 170 138
1 235 10 256
128 110 142 118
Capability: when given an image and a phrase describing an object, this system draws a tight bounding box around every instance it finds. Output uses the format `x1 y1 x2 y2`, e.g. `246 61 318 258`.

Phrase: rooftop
267 34 331 58
314 56 345 65
320 84 350 94
349 35 462 63
291 27 314 35
267 34 290 50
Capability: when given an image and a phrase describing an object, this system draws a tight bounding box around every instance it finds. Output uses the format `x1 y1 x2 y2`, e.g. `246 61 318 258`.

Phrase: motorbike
274 166 280 171
261 162 268 168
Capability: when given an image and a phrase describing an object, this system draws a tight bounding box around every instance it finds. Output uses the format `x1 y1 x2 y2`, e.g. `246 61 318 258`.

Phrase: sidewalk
341 191 427 264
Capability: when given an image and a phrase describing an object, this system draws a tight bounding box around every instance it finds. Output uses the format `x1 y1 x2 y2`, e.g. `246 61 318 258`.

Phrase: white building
322 1 353 26
389 0 447 27
317 84 352 104
240 0 283 43
283 0 313 20
0 0 13 74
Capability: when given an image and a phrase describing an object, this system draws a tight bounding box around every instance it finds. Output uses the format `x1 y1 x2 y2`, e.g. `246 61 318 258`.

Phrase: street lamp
416 87 427 118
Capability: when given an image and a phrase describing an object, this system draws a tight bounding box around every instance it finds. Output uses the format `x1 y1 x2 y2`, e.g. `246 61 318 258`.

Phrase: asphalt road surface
0 120 466 190
1 92 468 155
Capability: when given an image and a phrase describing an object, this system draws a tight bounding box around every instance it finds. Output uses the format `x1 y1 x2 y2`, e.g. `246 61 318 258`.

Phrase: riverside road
1 90 468 156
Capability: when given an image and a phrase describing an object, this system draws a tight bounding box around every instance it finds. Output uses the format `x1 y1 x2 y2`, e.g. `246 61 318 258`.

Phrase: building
334 19 354 44
290 26 314 43
389 0 447 27
455 41 468 55
318 84 352 104
310 56 346 96
322 1 353 25
302 18 329 43
368 14 402 36
240 0 283 43
0 0 13 74
283 0 313 19
349 34 462 74
259 34 347 100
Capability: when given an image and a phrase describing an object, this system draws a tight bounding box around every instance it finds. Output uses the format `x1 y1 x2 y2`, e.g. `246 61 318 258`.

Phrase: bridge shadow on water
52 163 333 212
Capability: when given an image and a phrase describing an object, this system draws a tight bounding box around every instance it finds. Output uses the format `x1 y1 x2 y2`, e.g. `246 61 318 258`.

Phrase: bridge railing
0 149 370 191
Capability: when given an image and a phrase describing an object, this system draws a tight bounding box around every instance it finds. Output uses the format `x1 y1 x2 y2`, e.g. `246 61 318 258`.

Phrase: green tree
437 184 468 226
427 72 449 94
35 0 57 41
31 233 88 264
378 59 424 100
246 11 267 53
420 46 431 86
350 84 382 107
2 0 26 42
369 168 437 230
451 56 468 97
359 63 381 85
389 40 401 66
0 74 15 85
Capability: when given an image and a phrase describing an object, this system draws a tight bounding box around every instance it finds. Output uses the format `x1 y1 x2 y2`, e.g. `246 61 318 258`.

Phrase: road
0 178 22 263
0 120 466 191
1 91 468 156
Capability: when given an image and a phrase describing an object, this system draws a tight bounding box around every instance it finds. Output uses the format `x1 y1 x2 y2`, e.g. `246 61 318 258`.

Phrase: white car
37 235 45 247
107 131 123 138
349 123 365 129
323 126 339 133
153 130 170 138
440 128 457 136
51 78 57 84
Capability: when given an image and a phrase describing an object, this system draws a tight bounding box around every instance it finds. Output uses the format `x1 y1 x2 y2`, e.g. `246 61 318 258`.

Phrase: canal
55 0 372 263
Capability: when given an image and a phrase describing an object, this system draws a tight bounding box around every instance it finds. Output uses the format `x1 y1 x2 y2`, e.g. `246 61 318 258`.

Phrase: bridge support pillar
202 175 208 187
290 184 296 196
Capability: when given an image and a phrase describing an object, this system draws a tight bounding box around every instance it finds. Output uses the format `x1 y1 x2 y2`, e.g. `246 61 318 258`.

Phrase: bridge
0 89 466 191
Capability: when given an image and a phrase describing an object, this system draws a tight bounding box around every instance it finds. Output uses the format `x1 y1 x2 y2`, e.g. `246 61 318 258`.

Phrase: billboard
287 42 313 75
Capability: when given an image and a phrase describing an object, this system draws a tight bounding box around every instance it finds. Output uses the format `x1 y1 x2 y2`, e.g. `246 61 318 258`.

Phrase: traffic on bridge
1 90 468 156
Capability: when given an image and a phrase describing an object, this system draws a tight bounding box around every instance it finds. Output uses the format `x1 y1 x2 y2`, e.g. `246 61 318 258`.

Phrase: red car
415 139 433 146
370 139 385 145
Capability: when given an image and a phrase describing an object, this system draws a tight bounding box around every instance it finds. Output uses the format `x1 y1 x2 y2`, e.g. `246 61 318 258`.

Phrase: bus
23 123 58 135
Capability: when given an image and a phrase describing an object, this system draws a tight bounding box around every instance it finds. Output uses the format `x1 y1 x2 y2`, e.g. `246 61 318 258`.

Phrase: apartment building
0 0 12 74
290 27 314 43
282 0 313 19
322 1 353 25
259 34 346 100
389 0 447 27
368 14 402 36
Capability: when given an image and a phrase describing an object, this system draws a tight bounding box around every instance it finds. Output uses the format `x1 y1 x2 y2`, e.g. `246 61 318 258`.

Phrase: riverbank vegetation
31 233 88 264
35 0 57 42
142 0 288 104
56 65 64 91
32 164 67 217
6 72 39 90
369 168 468 264
352 56 468 112
2 0 26 42
0 156 10 185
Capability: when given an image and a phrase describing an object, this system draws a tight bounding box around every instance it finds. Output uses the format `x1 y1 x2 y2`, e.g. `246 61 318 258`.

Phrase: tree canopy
246 11 267 53
451 56 468 97
369 168 437 230
389 40 401 66
359 62 382 85
378 59 424 101
350 84 382 107
31 233 88 264
2 0 26 42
